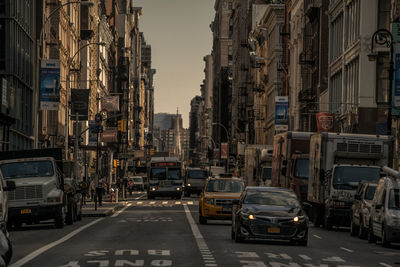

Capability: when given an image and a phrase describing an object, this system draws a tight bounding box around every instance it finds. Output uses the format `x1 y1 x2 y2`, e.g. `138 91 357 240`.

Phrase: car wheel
358 216 367 239
350 217 359 236
55 206 65 229
368 220 376 243
381 224 391 248
324 216 333 231
234 223 244 243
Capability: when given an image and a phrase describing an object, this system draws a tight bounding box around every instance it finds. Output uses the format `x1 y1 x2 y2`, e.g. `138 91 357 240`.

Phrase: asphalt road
8 194 400 267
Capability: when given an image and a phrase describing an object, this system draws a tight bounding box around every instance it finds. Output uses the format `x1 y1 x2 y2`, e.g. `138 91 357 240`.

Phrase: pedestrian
96 178 104 206
80 179 88 204
128 179 134 195
89 179 95 201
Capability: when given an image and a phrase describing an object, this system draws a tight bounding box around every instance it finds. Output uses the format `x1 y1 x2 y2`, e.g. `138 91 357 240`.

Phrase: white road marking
175 201 181 204
162 201 168 205
187 201 193 205
150 201 156 204
10 218 104 267
322 256 345 263
235 252 259 258
111 203 132 218
183 204 217 266
312 234 322 239
137 201 143 205
299 254 312 261
340 247 354 253
379 263 392 267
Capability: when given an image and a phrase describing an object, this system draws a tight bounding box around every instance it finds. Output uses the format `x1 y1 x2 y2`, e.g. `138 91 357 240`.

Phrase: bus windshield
150 167 181 180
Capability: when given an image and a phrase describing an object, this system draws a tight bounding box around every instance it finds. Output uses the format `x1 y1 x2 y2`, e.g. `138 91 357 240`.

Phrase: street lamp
66 42 106 180
36 1 95 149
212 122 229 172
368 28 394 137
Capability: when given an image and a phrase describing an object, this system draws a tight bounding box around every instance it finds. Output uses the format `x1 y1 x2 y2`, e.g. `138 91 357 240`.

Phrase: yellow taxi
199 176 245 224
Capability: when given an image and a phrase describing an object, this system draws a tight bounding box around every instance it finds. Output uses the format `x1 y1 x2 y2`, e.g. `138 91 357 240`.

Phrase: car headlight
293 216 305 223
151 187 156 191
205 198 214 205
248 214 255 220
187 183 191 187
176 187 181 191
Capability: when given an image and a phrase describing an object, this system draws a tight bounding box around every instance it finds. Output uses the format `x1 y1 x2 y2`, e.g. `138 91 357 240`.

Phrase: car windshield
243 191 301 207
0 160 54 179
188 170 208 179
294 158 309 179
133 178 143 183
364 185 377 200
389 189 400 210
205 180 244 193
333 166 381 190
262 167 272 180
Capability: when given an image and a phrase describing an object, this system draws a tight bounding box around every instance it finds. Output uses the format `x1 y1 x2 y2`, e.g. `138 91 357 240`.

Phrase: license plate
268 227 280 233
21 209 31 214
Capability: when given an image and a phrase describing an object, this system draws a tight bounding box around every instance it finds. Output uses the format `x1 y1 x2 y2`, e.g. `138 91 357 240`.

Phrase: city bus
147 157 183 199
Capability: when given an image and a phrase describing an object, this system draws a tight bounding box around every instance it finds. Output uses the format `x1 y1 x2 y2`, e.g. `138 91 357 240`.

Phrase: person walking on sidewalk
80 179 88 204
96 178 105 206
89 179 95 201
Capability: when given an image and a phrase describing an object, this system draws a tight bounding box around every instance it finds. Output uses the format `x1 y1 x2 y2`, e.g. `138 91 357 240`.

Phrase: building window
378 0 391 29
330 71 342 114
376 53 390 105
330 13 343 61
345 0 360 48
229 18 233 38
344 57 359 113
228 45 232 65
228 2 233 10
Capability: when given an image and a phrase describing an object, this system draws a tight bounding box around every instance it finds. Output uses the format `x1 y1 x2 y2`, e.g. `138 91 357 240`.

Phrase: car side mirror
4 180 16 191
354 194 361 200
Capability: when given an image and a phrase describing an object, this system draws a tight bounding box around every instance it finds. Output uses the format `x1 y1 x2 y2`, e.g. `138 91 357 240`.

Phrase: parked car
184 168 209 197
368 167 400 247
64 178 83 224
231 187 308 245
350 181 377 238
199 177 244 224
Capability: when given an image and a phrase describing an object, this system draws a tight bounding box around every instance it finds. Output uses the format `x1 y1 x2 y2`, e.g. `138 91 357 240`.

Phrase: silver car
350 181 377 238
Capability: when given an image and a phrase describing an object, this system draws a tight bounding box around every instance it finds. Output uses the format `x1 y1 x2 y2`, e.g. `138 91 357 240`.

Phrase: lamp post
36 1 94 148
66 42 106 181
212 122 229 172
368 29 394 137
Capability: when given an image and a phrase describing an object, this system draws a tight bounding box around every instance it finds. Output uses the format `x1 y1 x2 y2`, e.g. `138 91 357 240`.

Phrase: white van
368 166 400 247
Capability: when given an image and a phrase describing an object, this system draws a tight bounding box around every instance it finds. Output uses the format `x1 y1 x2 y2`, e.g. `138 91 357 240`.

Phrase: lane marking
150 201 156 204
312 234 322 239
380 263 392 267
340 247 354 253
299 255 312 261
10 218 104 267
183 204 217 266
188 201 193 205
175 201 181 205
111 203 132 218
137 201 143 205
162 201 168 205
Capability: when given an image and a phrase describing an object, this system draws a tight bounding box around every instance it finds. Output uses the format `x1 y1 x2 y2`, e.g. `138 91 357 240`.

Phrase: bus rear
147 157 183 199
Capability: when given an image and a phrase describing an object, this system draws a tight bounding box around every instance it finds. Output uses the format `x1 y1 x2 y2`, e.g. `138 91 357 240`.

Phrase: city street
8 195 400 267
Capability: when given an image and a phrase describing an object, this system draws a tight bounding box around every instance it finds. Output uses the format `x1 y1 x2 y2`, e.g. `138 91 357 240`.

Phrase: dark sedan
231 187 308 245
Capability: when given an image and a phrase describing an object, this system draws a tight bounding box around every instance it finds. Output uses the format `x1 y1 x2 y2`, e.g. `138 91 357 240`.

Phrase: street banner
392 23 400 115
316 113 335 132
275 96 288 131
2 78 7 108
101 129 118 143
88 120 97 146
101 96 120 112
221 142 228 159
40 59 60 110
71 89 89 121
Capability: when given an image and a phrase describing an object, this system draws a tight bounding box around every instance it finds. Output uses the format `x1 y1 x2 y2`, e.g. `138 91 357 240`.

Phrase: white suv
368 167 400 247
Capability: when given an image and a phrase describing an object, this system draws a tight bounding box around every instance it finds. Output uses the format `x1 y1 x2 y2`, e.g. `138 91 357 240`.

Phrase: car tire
199 207 207 225
358 216 367 239
368 220 376 243
234 224 244 243
55 206 65 229
381 224 391 248
324 216 333 231
350 217 359 236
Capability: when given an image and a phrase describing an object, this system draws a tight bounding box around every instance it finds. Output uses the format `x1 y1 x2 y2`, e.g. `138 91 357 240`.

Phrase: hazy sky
134 0 215 128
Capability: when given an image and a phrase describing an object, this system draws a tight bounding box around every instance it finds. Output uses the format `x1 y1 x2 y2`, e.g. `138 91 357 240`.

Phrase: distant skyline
135 0 215 128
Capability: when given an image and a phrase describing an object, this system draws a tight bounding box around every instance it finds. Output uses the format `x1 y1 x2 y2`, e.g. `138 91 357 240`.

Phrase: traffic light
150 148 154 156
113 159 120 167
117 119 127 132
